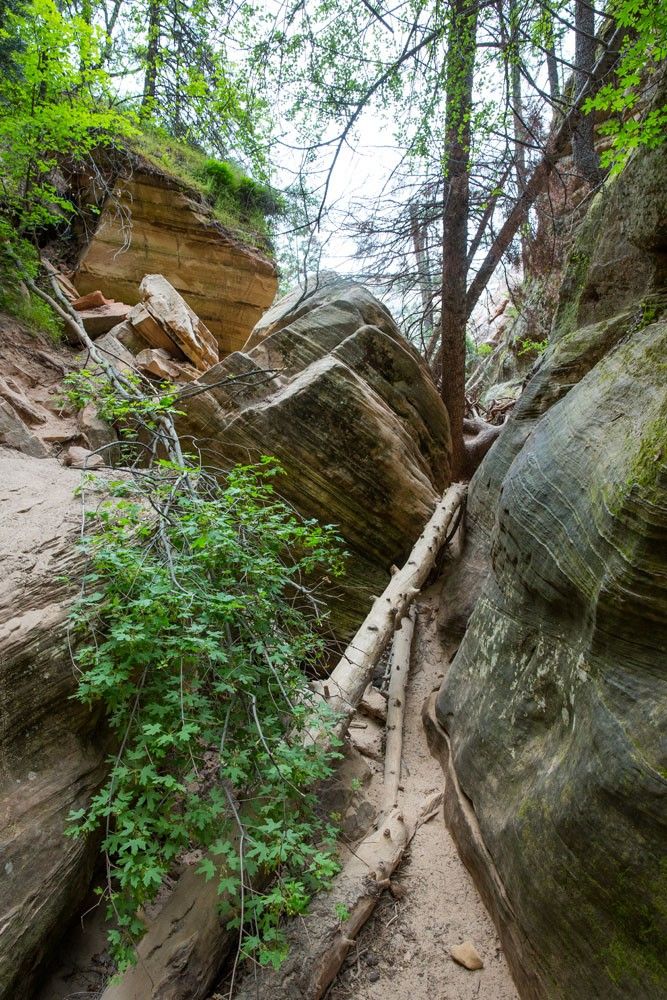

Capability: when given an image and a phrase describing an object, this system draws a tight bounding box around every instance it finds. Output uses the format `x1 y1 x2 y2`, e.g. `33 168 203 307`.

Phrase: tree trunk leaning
308 481 467 748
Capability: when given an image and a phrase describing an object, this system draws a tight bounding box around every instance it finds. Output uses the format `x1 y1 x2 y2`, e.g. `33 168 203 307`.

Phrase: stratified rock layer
179 274 451 638
0 451 108 1000
73 162 277 355
435 141 667 999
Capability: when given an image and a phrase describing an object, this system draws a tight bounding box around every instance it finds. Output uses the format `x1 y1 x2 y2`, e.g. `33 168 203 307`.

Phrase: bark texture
440 0 478 477
310 481 466 740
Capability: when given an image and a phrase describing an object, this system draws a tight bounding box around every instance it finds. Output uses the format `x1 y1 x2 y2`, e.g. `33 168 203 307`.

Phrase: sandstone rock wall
433 140 667 999
0 451 108 1000
73 161 277 356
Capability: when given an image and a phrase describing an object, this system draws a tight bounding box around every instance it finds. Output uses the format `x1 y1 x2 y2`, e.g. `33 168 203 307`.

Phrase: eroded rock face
0 451 108 1000
73 161 277 356
434 144 667 999
180 274 452 637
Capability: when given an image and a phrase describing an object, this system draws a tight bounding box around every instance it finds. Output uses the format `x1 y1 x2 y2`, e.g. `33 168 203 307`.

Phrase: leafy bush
0 1 134 285
517 337 548 356
66 458 346 973
200 157 286 217
584 0 667 172
0 223 63 339
201 157 239 198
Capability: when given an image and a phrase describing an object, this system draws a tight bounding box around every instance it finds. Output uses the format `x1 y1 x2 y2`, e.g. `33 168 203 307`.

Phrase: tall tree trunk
508 0 529 269
440 0 478 478
572 0 602 184
141 0 161 116
409 200 435 348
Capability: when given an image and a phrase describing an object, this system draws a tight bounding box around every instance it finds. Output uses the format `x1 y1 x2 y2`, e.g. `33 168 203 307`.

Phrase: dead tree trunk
231 808 418 1000
409 200 435 346
308 482 467 746
382 607 416 814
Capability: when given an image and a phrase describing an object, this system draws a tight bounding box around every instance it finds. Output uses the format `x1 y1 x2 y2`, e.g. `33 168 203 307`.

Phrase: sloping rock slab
0 452 108 1000
178 275 451 639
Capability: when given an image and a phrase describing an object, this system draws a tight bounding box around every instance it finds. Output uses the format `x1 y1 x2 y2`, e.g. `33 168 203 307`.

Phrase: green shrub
201 157 239 199
0 229 63 342
66 458 346 973
200 157 286 217
517 337 548 356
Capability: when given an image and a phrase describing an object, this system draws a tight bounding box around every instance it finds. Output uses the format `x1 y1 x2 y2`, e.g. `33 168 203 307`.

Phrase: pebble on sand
450 941 484 970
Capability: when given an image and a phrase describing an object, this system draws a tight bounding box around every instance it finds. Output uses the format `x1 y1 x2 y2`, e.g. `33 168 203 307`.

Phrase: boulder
132 275 219 371
179 274 451 638
0 397 49 457
433 140 667 1000
63 444 105 469
78 402 118 459
78 301 131 338
0 451 108 1000
73 160 277 356
135 347 199 382
127 303 180 354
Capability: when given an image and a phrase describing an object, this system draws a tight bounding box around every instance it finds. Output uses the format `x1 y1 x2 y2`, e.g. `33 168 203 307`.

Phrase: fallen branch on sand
382 606 416 814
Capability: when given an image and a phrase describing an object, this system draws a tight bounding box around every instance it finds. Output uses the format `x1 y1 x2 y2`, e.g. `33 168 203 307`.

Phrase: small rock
365 952 378 967
79 301 131 337
63 446 104 470
136 347 198 382
359 683 388 722
73 289 108 311
367 968 380 982
450 941 484 970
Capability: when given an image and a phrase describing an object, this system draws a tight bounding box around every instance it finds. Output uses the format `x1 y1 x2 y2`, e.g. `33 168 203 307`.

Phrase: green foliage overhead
0 0 134 238
584 0 667 172
66 456 346 972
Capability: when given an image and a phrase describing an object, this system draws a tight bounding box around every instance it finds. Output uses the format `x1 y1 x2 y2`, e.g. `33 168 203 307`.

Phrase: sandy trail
327 586 519 1000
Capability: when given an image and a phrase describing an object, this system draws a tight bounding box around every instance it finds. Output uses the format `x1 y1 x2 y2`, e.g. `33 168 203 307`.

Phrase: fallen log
231 807 418 1000
381 606 416 814
311 481 467 745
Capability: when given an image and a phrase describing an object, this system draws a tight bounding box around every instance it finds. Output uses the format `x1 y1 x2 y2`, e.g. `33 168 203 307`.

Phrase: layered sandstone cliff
432 137 667 999
72 156 277 355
